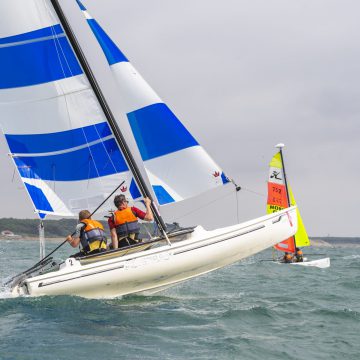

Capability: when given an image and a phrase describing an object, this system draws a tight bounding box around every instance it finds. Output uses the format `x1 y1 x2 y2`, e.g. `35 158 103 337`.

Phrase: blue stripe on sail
6 122 112 154
0 24 63 45
76 0 87 11
0 27 82 89
152 185 175 205
221 172 230 184
130 178 141 199
24 183 54 212
87 19 128 65
15 139 128 181
127 103 199 161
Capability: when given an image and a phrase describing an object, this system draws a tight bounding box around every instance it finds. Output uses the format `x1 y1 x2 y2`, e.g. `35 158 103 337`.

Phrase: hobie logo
270 171 282 180
213 171 220 178
120 186 127 192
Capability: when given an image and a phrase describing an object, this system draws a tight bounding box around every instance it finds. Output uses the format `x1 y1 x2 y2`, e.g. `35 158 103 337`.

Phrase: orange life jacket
80 219 107 252
113 208 140 237
295 249 304 262
284 253 293 263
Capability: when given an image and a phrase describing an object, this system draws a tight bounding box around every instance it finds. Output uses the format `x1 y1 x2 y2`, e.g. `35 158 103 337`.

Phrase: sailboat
267 144 330 269
0 0 297 298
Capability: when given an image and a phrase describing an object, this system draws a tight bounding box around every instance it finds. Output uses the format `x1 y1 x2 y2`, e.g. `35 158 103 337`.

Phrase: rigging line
241 187 266 198
81 126 104 181
5 180 126 287
44 0 75 80
235 187 240 224
87 156 91 190
92 124 118 173
43 0 73 135
48 18 67 81
175 188 236 221
11 168 16 183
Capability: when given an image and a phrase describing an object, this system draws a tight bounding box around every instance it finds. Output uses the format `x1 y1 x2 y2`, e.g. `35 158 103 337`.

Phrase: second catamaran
267 144 330 268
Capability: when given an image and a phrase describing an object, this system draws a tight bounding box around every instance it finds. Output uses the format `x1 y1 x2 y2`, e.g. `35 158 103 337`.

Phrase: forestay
76 0 231 206
0 0 142 218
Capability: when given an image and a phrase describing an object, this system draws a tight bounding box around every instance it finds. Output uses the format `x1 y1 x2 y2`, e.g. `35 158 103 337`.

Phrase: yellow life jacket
113 208 140 237
80 219 107 252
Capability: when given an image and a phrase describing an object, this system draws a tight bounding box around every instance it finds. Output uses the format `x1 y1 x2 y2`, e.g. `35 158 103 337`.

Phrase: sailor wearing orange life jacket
66 210 107 256
283 252 293 263
294 247 304 262
108 194 154 249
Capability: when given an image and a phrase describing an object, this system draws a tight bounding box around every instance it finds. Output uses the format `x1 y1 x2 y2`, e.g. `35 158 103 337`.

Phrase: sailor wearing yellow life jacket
108 195 154 249
294 247 304 262
66 210 107 256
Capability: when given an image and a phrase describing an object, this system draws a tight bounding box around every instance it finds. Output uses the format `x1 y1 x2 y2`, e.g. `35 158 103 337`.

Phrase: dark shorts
70 248 107 258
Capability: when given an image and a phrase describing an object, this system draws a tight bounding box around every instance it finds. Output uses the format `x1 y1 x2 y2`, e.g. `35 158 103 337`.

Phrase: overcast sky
0 0 359 237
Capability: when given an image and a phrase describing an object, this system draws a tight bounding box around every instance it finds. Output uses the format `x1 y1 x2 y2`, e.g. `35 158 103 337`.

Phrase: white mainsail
76 0 231 206
0 0 142 218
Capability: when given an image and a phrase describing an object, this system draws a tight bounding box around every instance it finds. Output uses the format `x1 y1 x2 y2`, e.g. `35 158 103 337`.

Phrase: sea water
0 240 359 360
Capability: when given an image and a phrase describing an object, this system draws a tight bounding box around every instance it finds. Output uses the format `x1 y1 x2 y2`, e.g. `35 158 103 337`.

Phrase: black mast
50 0 167 233
278 145 297 250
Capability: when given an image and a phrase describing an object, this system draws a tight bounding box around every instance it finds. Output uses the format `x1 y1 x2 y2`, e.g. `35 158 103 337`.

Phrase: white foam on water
343 254 360 260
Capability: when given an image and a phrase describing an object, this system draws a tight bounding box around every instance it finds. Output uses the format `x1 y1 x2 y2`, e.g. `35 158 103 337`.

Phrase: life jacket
80 219 107 253
295 249 304 262
284 253 293 263
113 208 140 238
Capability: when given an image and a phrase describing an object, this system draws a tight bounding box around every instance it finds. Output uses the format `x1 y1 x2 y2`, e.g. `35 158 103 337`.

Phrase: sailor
66 210 107 256
108 195 153 249
294 247 304 262
282 252 293 263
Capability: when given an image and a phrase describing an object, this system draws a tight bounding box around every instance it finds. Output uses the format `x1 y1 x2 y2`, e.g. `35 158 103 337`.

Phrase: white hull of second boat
291 257 330 268
12 207 298 298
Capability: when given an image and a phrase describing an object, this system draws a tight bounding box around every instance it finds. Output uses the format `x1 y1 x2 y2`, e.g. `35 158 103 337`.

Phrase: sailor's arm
66 235 80 248
110 228 118 249
143 197 154 221
66 223 83 248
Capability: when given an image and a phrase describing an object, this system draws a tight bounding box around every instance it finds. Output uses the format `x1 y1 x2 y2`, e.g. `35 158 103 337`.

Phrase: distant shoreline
0 237 64 242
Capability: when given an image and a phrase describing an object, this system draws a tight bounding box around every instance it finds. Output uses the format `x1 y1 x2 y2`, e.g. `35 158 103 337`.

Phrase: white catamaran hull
12 207 297 298
291 257 330 269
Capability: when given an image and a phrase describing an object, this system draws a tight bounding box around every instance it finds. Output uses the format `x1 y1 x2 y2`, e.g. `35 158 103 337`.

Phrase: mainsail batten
77 1 230 206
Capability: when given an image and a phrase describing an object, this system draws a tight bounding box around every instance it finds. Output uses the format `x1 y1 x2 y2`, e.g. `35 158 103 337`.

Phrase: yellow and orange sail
267 151 310 253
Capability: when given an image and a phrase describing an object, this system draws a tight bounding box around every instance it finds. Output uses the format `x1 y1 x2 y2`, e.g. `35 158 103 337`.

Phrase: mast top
275 143 285 149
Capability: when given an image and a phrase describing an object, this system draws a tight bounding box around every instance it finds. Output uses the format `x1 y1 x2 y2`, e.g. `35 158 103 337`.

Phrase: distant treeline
0 218 158 238
0 218 86 237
